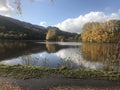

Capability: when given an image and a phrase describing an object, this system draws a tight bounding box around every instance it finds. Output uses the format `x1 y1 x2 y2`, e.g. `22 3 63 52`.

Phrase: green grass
0 64 120 81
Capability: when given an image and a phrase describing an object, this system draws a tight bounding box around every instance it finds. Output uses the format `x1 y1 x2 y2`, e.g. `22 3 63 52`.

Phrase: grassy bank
0 64 120 81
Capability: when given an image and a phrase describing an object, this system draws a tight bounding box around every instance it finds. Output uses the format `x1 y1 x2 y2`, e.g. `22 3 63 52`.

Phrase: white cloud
39 21 46 26
0 0 14 16
55 10 120 33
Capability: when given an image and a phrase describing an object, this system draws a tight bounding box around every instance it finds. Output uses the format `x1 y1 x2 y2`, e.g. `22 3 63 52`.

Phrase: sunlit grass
0 64 119 81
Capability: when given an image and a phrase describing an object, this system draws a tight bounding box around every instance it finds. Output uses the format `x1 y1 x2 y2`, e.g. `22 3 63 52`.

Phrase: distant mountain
0 15 78 41
0 15 47 40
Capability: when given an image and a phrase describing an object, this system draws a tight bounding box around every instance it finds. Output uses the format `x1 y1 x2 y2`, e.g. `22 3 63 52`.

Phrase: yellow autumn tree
81 20 120 43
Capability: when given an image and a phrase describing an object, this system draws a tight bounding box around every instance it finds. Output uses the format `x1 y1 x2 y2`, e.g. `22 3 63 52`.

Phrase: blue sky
0 0 120 33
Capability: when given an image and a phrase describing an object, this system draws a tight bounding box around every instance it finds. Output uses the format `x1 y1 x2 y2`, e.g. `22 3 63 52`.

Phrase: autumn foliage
81 20 120 43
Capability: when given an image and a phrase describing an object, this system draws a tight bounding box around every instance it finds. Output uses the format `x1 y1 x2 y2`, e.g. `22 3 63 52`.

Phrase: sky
0 0 120 33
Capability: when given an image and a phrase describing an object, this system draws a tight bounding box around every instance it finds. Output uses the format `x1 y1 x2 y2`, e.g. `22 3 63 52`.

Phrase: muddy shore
0 77 119 90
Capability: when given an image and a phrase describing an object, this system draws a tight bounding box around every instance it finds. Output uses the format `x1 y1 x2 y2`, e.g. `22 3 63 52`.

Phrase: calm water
0 41 119 71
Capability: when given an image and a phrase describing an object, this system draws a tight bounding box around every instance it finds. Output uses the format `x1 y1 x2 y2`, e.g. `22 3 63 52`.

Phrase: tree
46 27 58 41
12 0 54 15
81 20 120 43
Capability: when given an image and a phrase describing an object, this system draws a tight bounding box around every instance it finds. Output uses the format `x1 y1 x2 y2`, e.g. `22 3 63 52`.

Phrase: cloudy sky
0 0 120 33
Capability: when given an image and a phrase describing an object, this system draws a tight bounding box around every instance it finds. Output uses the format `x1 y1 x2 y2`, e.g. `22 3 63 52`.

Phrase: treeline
81 20 120 43
46 20 120 43
0 28 45 40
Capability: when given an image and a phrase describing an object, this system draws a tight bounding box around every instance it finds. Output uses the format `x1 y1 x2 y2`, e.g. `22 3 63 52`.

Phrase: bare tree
14 0 21 15
13 0 54 15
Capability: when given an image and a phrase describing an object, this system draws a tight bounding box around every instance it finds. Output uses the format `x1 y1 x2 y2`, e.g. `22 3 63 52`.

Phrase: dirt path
0 77 119 90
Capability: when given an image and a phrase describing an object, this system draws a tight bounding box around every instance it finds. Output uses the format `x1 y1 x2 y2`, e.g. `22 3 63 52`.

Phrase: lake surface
0 41 119 71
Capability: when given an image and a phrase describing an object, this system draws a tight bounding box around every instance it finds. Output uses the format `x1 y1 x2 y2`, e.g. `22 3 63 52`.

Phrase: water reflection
0 48 104 69
46 43 69 53
0 41 119 71
0 41 46 60
80 43 120 71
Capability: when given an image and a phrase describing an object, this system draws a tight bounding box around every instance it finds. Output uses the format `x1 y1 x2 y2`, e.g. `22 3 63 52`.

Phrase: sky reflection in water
0 41 119 71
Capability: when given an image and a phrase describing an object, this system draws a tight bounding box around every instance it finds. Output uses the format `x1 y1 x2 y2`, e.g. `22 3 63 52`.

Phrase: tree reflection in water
80 43 120 71
21 55 39 66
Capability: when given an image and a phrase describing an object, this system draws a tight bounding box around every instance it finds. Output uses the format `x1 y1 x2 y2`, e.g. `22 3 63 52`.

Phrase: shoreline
0 77 120 90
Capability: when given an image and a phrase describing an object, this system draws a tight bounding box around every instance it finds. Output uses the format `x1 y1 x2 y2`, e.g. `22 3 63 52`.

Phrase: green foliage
81 20 120 43
74 34 81 41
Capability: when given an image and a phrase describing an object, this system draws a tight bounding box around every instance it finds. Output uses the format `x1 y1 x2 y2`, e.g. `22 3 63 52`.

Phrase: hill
0 15 79 41
0 15 47 40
